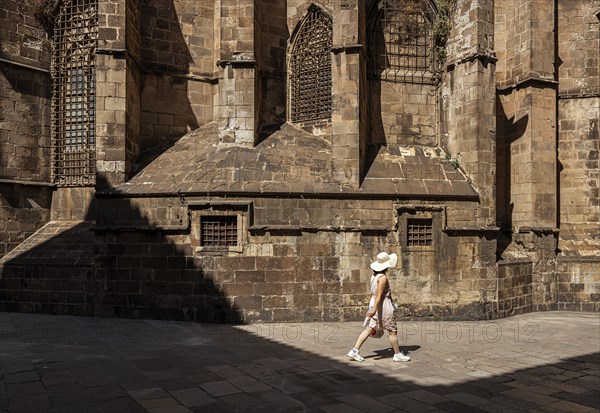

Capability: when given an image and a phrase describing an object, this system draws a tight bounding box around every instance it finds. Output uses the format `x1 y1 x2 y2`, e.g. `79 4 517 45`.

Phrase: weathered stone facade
0 0 53 257
0 0 598 322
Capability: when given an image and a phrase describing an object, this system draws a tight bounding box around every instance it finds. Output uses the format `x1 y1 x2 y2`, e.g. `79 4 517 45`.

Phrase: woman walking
347 252 410 362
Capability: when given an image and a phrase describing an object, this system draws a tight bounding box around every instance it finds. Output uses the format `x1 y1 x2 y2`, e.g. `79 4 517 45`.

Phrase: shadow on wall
135 0 202 173
0 62 53 260
0 62 51 181
361 4 388 183
0 175 243 324
255 0 289 143
0 182 53 261
495 95 529 257
1 311 598 412
367 8 387 148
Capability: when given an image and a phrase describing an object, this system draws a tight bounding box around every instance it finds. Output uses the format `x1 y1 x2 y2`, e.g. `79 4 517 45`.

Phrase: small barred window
290 6 332 122
52 0 98 186
406 218 433 247
201 216 238 247
369 0 437 84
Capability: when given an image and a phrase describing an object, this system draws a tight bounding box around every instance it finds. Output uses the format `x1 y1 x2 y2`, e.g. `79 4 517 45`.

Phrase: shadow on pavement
0 312 598 413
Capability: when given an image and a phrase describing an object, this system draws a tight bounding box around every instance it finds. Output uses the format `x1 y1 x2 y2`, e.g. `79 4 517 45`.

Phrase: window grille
369 0 437 84
201 216 238 247
290 6 332 122
407 218 433 246
52 0 97 186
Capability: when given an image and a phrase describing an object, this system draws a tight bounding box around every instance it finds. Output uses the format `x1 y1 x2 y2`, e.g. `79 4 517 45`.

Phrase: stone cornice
331 43 363 54
446 45 498 69
0 58 49 74
497 75 558 93
0 178 55 187
558 88 600 100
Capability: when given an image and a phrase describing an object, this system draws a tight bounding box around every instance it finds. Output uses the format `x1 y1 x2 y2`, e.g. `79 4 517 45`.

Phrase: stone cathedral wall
0 0 53 259
555 0 600 312
0 0 598 321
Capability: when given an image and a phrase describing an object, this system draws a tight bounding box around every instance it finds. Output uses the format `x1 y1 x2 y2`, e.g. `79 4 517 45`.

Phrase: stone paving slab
0 311 599 413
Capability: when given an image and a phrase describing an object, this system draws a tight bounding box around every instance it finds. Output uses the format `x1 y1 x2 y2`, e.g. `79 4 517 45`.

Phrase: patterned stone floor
0 311 599 412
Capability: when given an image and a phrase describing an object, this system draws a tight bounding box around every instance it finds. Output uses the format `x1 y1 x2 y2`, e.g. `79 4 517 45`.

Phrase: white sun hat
370 252 398 272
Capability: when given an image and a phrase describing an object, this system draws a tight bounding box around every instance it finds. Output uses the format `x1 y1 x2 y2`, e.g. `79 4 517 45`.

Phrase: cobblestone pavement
0 311 598 413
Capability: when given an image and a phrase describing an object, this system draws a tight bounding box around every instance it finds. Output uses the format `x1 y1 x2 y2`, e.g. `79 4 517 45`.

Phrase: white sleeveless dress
365 273 397 333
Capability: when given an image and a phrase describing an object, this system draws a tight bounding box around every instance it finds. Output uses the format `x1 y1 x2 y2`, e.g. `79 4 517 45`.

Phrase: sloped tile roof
0 221 94 267
100 122 478 199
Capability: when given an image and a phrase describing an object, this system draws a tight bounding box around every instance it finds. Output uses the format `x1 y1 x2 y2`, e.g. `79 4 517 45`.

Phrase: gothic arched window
52 0 97 186
289 6 332 123
369 0 437 84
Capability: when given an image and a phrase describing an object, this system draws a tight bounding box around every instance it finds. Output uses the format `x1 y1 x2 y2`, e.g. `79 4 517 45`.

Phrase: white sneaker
392 352 410 362
347 349 364 362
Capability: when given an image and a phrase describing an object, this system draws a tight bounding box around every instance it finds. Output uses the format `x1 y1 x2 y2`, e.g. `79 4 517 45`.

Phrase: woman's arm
366 275 387 318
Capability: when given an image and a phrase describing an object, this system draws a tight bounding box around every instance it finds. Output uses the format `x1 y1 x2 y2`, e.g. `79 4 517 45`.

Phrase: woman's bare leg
388 332 400 354
353 328 372 350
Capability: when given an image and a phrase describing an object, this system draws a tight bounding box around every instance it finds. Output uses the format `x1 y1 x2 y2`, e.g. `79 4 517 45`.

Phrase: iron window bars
407 217 434 247
290 6 333 122
201 216 238 247
369 0 437 84
52 0 97 186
